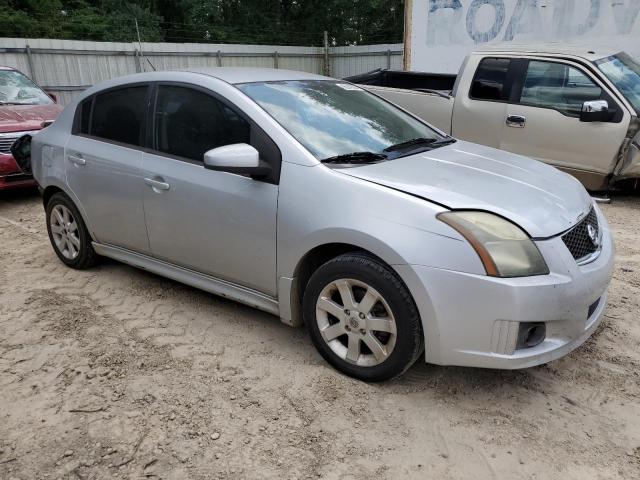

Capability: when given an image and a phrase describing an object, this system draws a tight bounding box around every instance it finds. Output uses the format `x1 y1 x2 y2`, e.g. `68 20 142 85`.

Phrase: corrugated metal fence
0 38 403 105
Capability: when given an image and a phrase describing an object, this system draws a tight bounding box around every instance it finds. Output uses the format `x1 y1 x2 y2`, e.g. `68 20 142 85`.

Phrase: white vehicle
346 46 640 191
28 68 613 381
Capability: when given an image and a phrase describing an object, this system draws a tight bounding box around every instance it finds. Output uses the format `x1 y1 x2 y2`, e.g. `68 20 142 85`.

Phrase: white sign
406 0 640 73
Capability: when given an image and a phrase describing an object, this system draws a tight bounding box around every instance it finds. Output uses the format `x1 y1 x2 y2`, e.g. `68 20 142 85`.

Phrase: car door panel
453 57 514 147
142 153 278 296
500 59 631 176
500 104 629 175
141 83 279 296
65 134 149 253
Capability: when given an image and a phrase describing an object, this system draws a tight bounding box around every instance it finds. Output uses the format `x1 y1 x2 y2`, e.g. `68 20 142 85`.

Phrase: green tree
0 0 405 45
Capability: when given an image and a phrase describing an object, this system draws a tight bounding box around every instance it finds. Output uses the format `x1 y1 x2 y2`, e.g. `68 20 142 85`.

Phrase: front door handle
506 114 526 128
144 177 170 191
68 154 86 166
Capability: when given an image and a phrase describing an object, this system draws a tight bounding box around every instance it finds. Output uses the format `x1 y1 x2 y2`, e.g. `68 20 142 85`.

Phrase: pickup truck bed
344 69 457 95
345 69 456 135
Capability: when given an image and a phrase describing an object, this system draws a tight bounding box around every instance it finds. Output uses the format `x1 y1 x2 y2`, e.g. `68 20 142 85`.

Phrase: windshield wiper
321 151 387 164
384 136 456 152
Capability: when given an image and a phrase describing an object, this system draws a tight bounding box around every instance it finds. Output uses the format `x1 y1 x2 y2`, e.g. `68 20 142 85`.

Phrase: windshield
0 69 53 106
596 53 640 114
237 80 443 161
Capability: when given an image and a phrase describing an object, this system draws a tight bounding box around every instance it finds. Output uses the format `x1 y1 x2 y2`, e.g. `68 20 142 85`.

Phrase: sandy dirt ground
0 188 639 480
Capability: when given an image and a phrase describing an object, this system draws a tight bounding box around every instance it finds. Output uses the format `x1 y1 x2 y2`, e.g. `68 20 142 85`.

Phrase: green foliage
0 0 404 45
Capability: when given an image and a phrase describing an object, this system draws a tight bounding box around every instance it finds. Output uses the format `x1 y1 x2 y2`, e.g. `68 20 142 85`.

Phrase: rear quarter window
470 58 512 101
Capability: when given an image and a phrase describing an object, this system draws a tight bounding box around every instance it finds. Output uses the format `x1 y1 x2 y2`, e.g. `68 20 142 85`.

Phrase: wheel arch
279 236 408 328
41 182 96 241
42 184 65 208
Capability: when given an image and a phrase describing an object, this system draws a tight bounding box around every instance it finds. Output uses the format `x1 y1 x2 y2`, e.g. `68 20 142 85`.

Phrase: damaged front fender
614 116 640 180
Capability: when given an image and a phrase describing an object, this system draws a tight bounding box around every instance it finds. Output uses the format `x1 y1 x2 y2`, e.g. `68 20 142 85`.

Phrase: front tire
303 252 424 381
46 192 97 269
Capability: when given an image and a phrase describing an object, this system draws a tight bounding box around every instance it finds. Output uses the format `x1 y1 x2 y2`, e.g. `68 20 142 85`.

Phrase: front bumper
396 208 615 369
0 173 36 190
1 153 35 190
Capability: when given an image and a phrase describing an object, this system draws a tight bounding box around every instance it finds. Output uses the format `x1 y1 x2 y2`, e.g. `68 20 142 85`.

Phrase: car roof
183 67 330 84
0 66 17 71
475 43 621 61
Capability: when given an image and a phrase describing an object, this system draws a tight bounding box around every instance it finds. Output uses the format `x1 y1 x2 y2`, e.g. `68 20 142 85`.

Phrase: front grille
561 207 600 262
0 135 20 154
0 131 38 154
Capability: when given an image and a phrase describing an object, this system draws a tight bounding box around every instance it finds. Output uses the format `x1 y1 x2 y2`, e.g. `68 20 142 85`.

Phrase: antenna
135 18 156 72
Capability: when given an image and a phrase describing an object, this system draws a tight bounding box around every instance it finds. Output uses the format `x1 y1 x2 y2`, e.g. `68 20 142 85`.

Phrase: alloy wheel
315 278 397 367
50 204 81 260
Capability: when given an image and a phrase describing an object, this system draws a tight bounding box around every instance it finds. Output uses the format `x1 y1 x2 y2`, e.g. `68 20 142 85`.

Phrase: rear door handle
144 177 170 191
68 154 86 166
506 115 526 128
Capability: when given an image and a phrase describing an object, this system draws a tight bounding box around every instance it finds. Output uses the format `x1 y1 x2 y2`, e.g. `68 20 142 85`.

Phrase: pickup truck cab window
469 57 511 101
519 60 603 117
154 85 251 162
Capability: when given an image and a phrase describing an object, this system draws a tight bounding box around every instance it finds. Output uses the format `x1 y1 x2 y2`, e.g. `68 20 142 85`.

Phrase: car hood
0 104 62 133
339 141 592 238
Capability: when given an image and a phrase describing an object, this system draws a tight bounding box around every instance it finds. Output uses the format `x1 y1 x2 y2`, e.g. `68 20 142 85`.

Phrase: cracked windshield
0 69 53 105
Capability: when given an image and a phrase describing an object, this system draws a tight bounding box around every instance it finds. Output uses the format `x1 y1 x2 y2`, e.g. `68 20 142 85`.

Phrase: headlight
437 211 549 278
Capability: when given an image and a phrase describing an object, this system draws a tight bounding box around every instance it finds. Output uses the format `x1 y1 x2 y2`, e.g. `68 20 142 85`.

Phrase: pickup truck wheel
46 193 97 269
303 252 424 381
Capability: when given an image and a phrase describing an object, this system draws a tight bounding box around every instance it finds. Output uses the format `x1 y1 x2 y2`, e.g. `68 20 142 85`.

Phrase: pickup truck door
500 59 630 185
452 57 514 148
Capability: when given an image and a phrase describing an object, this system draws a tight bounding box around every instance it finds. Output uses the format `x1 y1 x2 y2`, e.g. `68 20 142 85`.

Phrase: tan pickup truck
346 45 640 191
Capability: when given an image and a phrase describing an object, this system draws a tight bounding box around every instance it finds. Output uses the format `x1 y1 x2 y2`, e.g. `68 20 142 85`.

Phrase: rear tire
46 192 97 269
303 252 424 381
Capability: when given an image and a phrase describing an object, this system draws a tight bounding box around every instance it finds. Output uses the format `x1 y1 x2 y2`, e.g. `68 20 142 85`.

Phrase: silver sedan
30 68 614 381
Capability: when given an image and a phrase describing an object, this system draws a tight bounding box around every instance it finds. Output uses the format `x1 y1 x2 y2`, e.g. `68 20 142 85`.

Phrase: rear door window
90 86 149 146
153 85 251 162
519 60 603 117
470 58 512 101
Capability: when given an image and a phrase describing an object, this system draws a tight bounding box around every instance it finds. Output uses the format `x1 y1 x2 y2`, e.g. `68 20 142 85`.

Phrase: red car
0 66 62 190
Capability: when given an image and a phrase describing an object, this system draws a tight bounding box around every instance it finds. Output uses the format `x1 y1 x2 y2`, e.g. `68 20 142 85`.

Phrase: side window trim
506 58 528 103
71 82 153 149
148 81 282 184
72 96 94 135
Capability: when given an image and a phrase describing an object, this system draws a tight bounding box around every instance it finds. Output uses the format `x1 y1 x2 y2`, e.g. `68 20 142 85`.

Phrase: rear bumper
396 207 615 369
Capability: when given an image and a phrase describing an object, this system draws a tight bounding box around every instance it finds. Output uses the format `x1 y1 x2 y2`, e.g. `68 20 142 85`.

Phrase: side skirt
92 243 280 317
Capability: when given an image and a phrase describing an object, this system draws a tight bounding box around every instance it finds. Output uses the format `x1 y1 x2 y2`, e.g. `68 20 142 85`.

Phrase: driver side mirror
580 100 614 122
203 143 271 179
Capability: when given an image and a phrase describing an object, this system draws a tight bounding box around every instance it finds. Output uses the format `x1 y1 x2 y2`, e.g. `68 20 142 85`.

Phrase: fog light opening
516 322 546 350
